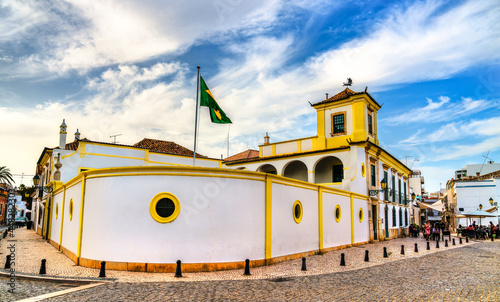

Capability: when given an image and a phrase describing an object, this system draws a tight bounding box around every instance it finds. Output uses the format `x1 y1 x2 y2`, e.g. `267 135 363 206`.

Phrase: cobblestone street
1 239 499 301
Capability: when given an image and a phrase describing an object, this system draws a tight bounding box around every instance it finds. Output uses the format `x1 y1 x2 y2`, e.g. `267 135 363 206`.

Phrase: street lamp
33 175 53 193
369 177 387 196
490 197 497 207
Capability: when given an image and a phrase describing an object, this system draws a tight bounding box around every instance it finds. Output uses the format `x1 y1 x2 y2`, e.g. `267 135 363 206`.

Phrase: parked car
15 217 27 227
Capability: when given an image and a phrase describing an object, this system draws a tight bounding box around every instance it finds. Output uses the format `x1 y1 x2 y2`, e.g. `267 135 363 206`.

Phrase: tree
0 166 15 185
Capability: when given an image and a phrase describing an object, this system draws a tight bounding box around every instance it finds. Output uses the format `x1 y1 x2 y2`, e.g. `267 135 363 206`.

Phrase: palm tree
0 166 15 185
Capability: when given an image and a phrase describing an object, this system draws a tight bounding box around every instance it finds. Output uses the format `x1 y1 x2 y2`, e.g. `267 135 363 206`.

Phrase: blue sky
1 0 499 192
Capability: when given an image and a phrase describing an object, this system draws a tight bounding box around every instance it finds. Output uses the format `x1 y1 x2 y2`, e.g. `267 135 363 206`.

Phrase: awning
427 216 442 221
416 201 445 212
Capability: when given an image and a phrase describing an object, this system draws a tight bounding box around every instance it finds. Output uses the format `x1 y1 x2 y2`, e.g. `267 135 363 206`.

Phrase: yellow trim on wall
350 194 354 245
318 187 323 250
272 145 276 156
335 204 341 223
297 140 301 152
265 175 272 259
76 175 86 261
55 202 58 219
292 200 303 224
149 192 181 223
59 187 66 247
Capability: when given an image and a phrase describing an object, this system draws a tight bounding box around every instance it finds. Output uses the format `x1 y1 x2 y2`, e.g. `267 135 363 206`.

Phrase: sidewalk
0 227 478 283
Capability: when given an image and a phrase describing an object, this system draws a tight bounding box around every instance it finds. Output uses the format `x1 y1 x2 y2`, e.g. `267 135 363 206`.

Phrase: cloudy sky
1 0 499 192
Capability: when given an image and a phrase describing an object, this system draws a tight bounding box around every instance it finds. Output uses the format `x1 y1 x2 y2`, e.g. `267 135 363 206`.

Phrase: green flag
200 76 232 124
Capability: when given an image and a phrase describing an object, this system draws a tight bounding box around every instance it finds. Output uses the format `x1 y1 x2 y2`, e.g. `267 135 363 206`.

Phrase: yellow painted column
352 102 367 141
47 195 53 239
265 175 273 259
76 175 86 265
59 186 66 247
316 109 326 149
318 187 323 251
350 193 355 245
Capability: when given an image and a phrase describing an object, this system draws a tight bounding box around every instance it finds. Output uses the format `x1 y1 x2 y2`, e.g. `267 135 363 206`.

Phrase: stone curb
0 269 115 284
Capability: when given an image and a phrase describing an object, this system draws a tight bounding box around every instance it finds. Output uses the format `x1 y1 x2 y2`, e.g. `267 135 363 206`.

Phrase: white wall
60 182 83 254
323 192 351 248
271 183 318 257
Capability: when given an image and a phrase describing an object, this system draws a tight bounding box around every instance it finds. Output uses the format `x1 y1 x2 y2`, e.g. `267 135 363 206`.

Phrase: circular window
55 202 59 219
150 192 181 223
293 200 303 224
359 207 363 223
69 199 73 221
335 204 341 222
361 163 366 177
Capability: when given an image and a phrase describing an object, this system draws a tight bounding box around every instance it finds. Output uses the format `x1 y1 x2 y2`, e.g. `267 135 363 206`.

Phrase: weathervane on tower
343 78 352 87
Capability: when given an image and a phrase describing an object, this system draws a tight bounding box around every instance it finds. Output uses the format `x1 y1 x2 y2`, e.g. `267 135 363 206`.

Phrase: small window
150 192 181 223
368 112 373 135
361 163 366 177
392 206 396 227
69 199 73 221
335 204 341 222
459 207 464 212
293 200 303 224
332 113 345 135
371 164 376 187
399 207 403 226
332 164 343 182
358 207 363 223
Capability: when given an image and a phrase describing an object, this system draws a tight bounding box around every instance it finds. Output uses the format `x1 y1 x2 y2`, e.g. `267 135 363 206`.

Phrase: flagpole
193 66 200 166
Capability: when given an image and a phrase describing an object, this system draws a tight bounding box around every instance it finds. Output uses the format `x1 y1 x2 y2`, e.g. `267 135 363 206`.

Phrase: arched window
392 206 396 227
283 161 308 182
399 207 403 226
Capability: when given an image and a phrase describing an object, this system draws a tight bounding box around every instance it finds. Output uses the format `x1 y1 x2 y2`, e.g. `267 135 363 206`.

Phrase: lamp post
369 177 387 197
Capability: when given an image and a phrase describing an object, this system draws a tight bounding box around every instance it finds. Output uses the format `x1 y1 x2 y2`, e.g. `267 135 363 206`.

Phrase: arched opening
283 161 308 182
314 156 343 184
257 164 277 175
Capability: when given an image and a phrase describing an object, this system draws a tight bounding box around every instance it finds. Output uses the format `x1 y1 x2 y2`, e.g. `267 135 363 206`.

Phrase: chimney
476 172 480 176
74 129 80 141
325 93 329 100
59 119 67 149
264 132 270 145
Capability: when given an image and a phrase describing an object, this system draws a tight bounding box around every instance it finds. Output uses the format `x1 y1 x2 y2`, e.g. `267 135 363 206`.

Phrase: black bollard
2 231 6 238
459 237 463 244
5 255 11 269
427 241 430 250
244 259 251 275
383 247 388 258
436 240 440 249
301 257 307 271
99 261 106 278
414 243 418 253
364 250 369 262
452 238 456 246
340 253 346 266
445 240 448 247
174 260 182 278
466 237 469 243
39 259 46 275
401 245 405 255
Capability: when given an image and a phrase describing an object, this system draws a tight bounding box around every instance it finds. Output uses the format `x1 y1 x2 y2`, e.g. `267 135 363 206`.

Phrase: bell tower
59 119 67 149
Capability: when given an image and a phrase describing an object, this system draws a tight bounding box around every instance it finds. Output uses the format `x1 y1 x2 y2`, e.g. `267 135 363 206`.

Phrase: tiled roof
224 146 350 165
63 138 208 158
224 149 259 162
311 87 381 108
134 138 208 158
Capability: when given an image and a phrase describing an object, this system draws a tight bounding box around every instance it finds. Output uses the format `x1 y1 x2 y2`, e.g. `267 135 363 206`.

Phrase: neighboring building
0 185 8 224
408 170 425 226
446 169 500 227
454 161 500 179
35 86 412 273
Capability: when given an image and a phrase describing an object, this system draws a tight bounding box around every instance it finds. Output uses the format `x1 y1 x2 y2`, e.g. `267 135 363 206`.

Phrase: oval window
293 200 303 224
335 204 341 222
69 199 73 221
55 202 59 219
150 192 181 223
359 207 363 223
361 163 366 177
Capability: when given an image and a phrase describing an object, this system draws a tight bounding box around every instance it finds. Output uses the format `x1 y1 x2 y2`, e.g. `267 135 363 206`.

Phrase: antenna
479 150 492 175
110 134 122 144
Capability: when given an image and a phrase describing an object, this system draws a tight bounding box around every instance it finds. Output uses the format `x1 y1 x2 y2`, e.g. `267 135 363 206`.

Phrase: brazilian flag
200 76 232 124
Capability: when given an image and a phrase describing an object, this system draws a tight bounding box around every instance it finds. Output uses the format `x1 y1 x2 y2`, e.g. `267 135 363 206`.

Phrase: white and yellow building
33 87 411 273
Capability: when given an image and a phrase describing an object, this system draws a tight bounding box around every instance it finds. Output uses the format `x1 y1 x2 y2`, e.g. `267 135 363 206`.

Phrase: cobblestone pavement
0 228 480 282
1 240 499 301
